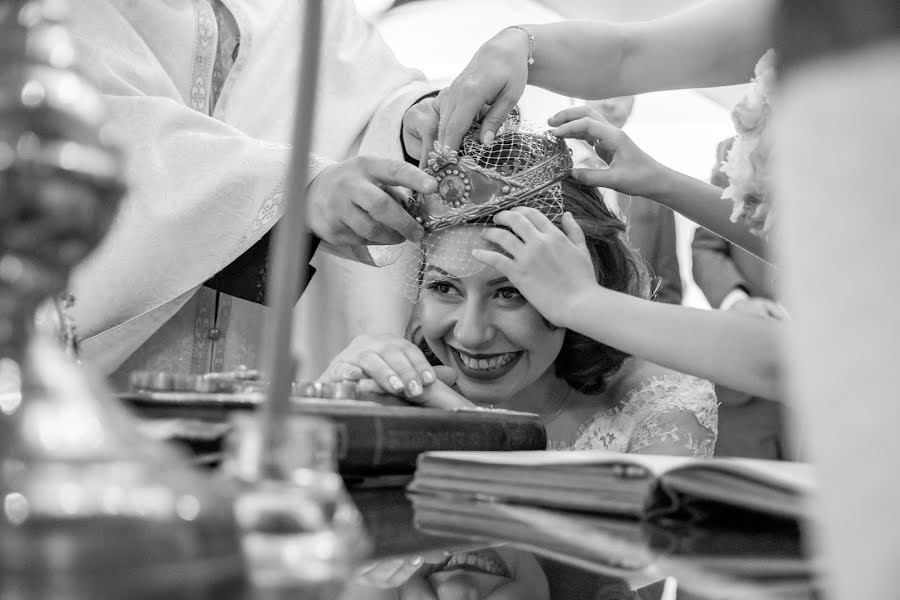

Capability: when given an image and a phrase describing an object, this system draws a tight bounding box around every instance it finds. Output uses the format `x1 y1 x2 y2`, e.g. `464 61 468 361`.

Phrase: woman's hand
354 552 449 592
320 333 436 398
472 207 597 329
437 27 532 151
320 334 475 409
548 105 669 199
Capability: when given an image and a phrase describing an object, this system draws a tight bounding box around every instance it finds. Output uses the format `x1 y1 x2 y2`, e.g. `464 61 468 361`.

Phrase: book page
422 449 698 477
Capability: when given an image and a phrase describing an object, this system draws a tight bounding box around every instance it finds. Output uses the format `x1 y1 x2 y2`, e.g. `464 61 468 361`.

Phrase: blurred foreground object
0 1 243 596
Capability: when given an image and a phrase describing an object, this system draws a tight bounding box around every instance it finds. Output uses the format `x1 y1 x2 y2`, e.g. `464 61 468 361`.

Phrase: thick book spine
124 399 547 476
332 413 546 475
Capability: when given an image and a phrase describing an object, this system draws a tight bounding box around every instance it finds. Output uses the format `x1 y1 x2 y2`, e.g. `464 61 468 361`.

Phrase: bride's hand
548 105 669 199
320 334 474 409
472 207 597 329
320 334 436 398
437 27 531 151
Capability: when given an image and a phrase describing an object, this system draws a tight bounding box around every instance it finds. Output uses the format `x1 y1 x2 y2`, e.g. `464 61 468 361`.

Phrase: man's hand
306 157 437 246
437 27 531 150
403 96 440 167
548 105 668 199
729 297 789 320
472 207 598 328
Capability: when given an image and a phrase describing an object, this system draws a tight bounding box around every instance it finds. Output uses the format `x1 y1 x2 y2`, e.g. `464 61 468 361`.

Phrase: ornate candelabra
0 1 244 597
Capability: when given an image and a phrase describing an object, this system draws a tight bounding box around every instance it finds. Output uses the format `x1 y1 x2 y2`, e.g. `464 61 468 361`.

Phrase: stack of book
409 450 816 597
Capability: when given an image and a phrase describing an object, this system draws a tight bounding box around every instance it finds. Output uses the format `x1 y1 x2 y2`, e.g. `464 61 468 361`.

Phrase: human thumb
433 365 458 387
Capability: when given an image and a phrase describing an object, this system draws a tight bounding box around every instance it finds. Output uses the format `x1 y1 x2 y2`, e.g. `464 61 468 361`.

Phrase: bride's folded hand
548 105 668 199
320 334 474 409
320 334 436 398
472 207 598 329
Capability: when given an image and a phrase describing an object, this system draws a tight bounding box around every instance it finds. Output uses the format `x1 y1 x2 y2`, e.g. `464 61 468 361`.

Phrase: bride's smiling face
419 226 566 404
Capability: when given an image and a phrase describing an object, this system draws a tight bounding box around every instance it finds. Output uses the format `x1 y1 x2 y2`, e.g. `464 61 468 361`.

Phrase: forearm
528 0 774 99
649 167 770 262
564 286 782 400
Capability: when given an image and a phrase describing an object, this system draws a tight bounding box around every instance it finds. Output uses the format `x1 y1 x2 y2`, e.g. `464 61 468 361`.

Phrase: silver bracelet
508 25 535 66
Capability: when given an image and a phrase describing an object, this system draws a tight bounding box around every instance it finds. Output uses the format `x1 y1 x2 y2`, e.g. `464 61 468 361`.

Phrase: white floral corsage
721 49 776 236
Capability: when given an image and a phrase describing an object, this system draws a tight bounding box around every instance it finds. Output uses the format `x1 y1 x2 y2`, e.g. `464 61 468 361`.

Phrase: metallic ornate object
0 1 244 596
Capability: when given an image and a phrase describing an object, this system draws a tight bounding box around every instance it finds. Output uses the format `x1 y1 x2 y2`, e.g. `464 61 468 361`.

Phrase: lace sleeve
623 375 718 457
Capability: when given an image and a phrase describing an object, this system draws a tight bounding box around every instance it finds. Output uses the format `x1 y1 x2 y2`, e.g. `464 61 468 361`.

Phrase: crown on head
402 118 573 231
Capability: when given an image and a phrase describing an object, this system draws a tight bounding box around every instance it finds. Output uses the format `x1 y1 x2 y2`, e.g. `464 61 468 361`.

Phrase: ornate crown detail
404 126 574 231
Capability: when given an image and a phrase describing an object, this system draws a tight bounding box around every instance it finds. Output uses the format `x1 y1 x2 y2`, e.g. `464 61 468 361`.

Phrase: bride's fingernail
410 556 424 566
388 375 404 391
483 131 495 146
422 370 435 384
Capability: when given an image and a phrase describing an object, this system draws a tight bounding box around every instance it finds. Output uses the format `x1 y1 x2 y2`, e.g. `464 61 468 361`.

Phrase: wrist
494 26 533 76
558 283 605 330
643 162 679 203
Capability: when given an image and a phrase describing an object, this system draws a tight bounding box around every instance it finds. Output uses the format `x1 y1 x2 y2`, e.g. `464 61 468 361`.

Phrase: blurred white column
777 40 900 599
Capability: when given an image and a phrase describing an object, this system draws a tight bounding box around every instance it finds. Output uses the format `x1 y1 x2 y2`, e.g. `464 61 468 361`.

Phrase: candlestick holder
0 1 244 597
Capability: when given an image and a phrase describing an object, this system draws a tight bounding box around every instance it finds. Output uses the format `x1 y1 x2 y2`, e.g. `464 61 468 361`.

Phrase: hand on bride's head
473 207 597 329
548 105 666 200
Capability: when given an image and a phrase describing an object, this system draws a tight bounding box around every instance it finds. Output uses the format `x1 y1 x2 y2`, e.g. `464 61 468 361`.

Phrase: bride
323 120 717 599
323 119 717 456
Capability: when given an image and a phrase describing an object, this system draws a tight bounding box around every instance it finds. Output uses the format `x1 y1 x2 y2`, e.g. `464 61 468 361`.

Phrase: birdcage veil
393 113 574 300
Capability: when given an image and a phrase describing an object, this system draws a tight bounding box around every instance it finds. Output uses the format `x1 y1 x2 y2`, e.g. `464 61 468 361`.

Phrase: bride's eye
424 280 460 297
495 287 523 302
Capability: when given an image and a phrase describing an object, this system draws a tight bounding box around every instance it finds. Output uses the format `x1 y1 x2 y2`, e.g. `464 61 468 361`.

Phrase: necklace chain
539 387 576 425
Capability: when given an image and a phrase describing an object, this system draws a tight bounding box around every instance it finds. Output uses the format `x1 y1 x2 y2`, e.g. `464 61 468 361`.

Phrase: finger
409 380 475 410
356 559 408 589
323 361 364 382
507 206 555 233
432 365 457 387
357 351 407 394
365 157 438 195
440 97 483 152
570 167 618 189
550 117 621 155
490 210 540 243
478 89 518 146
357 378 398 398
354 187 424 243
471 248 516 275
547 105 607 127
399 575 439 600
383 559 429 589
481 227 525 257
381 345 424 398
403 345 437 386
419 124 439 170
561 212 588 250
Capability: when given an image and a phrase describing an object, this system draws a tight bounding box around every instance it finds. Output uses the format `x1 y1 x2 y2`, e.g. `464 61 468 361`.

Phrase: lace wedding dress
558 375 718 457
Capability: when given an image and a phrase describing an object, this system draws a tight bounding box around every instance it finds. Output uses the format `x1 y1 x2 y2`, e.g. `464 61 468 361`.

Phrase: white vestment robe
67 0 428 385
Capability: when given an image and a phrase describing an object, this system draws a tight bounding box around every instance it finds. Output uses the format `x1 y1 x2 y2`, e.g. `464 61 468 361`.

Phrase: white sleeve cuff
720 288 750 311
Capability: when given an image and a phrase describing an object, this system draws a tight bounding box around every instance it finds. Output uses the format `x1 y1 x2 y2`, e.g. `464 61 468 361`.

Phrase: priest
68 0 439 387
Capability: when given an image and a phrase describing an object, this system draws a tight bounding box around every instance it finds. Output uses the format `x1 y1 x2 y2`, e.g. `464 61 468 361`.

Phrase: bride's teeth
458 351 516 371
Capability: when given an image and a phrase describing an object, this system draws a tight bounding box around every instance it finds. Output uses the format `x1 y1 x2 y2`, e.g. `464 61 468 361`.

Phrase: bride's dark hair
554 178 650 394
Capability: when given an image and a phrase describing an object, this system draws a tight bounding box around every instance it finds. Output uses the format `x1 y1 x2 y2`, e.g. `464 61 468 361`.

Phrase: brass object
0 1 244 596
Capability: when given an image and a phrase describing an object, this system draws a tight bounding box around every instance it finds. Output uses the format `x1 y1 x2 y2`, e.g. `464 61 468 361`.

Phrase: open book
409 450 814 524
409 451 816 593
